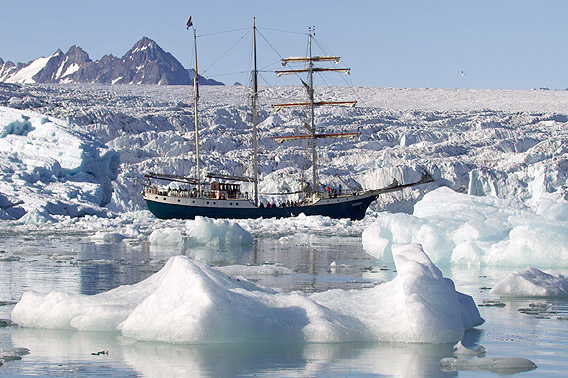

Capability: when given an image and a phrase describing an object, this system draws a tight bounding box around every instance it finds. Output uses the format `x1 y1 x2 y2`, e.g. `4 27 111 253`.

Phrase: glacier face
0 83 567 220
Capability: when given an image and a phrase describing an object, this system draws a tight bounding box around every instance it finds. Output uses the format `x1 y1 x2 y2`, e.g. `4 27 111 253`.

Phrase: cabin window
178 199 181 202
207 201 210 204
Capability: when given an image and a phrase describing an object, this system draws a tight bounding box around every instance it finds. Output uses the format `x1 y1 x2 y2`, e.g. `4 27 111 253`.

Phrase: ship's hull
143 192 378 220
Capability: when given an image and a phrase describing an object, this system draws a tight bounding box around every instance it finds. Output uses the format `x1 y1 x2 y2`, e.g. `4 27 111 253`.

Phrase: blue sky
2 0 567 89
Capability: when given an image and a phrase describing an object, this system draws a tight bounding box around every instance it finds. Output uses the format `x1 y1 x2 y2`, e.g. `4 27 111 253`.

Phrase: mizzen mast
273 27 356 195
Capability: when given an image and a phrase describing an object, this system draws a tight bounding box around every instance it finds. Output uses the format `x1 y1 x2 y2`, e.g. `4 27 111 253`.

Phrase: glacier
1 84 567 220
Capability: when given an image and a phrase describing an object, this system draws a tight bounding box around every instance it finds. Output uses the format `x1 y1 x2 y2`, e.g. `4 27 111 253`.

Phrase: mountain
187 69 224 86
0 37 224 86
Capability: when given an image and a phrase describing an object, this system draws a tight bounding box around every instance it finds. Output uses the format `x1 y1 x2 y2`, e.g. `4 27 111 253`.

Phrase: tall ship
142 20 432 220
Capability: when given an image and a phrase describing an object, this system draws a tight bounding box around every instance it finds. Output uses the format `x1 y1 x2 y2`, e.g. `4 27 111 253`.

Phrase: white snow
490 267 568 297
60 63 80 78
10 243 483 344
4 54 55 84
54 57 68 79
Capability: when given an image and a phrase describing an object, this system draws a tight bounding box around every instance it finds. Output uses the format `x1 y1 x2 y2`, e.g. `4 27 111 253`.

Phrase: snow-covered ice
11 243 483 344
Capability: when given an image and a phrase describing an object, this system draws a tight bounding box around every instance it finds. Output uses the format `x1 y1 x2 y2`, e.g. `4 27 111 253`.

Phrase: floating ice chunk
90 231 126 243
0 347 30 362
185 216 253 246
148 227 183 245
490 267 568 297
215 264 294 276
453 341 486 357
439 357 537 373
11 243 483 344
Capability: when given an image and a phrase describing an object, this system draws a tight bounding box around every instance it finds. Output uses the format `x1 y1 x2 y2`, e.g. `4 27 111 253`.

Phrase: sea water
1 232 567 377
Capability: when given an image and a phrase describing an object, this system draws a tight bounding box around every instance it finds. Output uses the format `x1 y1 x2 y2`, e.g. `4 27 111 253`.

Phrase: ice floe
439 341 536 373
439 356 537 374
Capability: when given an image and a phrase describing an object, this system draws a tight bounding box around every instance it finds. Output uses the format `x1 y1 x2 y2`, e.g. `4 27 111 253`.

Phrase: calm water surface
0 232 567 377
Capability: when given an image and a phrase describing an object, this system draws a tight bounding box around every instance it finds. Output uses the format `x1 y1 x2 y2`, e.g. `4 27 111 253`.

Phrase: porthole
178 199 181 202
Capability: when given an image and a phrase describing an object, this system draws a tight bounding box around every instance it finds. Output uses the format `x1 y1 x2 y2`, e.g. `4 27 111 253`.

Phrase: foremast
274 27 356 195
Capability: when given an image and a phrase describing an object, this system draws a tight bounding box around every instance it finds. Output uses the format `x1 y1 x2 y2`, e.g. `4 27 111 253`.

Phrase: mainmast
307 28 318 195
274 27 356 196
251 17 259 206
193 27 201 196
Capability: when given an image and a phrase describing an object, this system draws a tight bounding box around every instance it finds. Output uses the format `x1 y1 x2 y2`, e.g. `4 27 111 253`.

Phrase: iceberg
490 267 568 297
11 243 483 344
362 187 568 267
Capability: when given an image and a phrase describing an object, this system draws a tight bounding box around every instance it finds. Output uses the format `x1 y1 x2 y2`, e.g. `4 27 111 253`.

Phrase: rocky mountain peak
0 38 223 86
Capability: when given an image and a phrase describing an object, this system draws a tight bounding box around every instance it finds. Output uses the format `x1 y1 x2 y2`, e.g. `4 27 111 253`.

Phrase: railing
144 185 249 201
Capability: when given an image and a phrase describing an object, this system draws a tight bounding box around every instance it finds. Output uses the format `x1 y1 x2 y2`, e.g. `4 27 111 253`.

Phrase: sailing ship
142 20 433 220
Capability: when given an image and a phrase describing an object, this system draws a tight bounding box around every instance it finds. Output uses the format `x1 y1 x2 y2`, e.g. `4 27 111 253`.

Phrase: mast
193 27 201 196
307 27 318 194
252 17 259 206
273 27 356 197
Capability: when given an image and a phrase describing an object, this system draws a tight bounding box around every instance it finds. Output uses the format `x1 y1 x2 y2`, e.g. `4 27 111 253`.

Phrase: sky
1 0 567 90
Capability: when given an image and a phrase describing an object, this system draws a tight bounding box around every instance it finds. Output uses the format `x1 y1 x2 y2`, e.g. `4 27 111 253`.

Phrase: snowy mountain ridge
0 37 223 86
